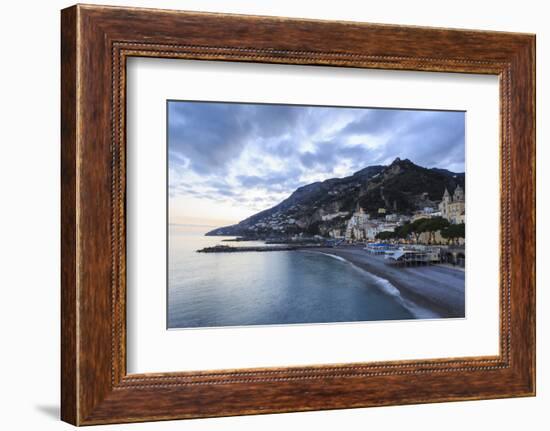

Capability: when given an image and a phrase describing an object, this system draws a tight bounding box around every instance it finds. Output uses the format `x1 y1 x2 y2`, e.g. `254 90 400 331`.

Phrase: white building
345 207 370 241
365 222 400 240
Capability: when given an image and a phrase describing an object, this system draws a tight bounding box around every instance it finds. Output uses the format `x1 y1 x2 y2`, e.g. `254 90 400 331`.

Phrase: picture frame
61 4 535 425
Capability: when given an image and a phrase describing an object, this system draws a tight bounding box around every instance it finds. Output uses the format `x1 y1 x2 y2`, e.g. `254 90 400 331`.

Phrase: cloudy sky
168 101 465 227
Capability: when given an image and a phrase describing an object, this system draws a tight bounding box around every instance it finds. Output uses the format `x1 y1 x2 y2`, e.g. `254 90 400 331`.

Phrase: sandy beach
312 246 465 318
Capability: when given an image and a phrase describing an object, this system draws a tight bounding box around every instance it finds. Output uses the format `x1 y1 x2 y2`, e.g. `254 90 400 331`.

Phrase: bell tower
442 188 451 203
453 184 464 202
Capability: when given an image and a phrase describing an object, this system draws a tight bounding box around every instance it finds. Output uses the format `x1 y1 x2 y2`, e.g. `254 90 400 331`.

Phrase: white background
0 0 547 430
127 59 499 373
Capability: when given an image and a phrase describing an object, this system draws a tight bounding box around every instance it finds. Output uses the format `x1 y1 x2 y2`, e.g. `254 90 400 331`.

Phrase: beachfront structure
439 185 465 224
384 246 441 266
365 243 398 255
385 249 430 266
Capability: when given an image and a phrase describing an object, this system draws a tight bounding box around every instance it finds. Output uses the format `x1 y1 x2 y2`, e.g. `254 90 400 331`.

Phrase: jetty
197 244 321 253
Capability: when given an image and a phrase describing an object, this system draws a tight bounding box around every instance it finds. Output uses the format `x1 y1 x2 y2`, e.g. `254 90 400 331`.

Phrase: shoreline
310 246 465 318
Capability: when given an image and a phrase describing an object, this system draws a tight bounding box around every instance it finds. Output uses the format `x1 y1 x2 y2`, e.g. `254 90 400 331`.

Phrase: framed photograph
61 4 535 425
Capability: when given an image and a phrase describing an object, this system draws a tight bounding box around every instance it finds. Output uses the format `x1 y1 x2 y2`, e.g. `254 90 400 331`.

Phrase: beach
312 246 465 318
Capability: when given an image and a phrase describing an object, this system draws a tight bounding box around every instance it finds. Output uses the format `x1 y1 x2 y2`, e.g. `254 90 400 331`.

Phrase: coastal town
330 184 465 244
199 184 466 268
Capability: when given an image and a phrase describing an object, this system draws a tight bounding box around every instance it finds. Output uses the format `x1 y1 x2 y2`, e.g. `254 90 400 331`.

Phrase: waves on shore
318 252 440 320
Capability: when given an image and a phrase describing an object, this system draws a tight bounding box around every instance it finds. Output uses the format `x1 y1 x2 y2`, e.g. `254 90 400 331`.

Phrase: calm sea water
168 225 414 329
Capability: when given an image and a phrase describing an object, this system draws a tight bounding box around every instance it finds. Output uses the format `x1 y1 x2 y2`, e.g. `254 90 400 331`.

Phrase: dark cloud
340 109 407 135
339 109 464 169
236 167 303 193
168 101 465 211
244 104 303 138
261 136 298 158
168 102 250 174
377 111 465 171
300 140 375 173
168 102 305 175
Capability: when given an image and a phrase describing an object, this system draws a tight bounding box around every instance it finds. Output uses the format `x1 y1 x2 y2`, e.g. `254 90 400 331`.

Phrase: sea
168 225 415 329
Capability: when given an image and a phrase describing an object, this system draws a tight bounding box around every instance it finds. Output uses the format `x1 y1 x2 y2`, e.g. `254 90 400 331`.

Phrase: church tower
442 187 451 203
453 184 464 202
439 188 451 220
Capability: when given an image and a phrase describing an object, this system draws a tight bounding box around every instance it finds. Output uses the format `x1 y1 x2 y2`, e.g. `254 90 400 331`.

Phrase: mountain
206 158 465 238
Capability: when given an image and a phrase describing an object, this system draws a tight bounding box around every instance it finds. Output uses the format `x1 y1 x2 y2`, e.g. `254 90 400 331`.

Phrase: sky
168 101 465 226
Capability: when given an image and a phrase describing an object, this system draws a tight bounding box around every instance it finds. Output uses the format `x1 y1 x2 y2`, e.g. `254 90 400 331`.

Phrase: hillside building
345 207 370 241
439 185 465 224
